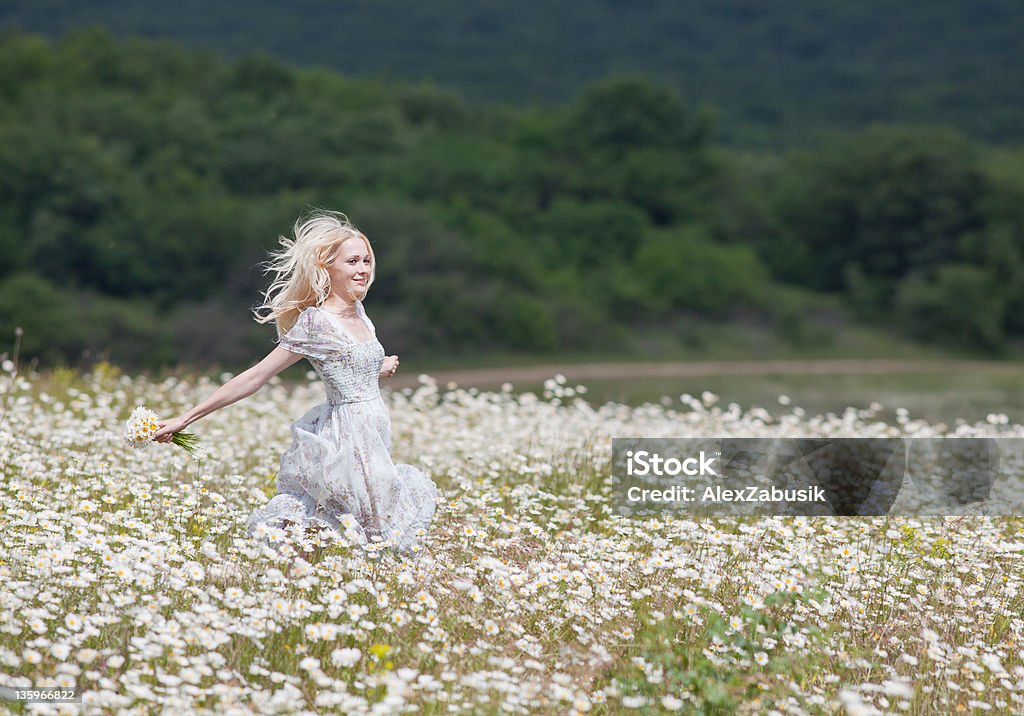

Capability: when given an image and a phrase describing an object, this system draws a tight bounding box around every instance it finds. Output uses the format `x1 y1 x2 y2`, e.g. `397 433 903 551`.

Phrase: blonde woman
153 209 438 556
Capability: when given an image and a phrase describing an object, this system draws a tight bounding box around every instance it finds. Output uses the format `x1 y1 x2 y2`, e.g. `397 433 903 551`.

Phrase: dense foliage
1 0 1022 146
0 29 1022 368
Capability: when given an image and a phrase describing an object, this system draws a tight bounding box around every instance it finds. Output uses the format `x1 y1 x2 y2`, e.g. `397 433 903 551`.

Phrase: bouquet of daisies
123 406 200 454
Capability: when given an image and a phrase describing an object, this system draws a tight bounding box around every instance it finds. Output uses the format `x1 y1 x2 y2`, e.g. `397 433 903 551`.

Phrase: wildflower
323 589 347 605
184 561 206 581
76 649 98 664
883 680 915 698
661 695 684 711
621 695 646 708
330 647 361 667
414 591 438 609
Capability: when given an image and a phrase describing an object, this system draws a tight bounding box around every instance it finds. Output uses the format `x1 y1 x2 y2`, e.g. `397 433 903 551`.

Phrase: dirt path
389 359 1024 390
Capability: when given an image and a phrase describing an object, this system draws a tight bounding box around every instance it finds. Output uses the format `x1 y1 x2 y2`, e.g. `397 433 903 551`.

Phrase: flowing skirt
246 398 438 555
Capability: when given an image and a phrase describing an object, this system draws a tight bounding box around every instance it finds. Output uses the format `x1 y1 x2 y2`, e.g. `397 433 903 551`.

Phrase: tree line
0 29 1022 368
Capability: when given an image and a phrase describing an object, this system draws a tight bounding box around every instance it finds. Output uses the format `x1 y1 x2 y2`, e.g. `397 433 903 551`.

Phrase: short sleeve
277 308 332 361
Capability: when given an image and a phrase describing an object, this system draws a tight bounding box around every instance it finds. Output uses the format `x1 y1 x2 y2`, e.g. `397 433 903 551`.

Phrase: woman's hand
153 416 190 443
380 355 399 379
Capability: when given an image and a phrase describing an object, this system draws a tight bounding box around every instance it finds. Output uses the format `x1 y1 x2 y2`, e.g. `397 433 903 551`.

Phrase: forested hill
1 28 1023 369
1 0 1022 147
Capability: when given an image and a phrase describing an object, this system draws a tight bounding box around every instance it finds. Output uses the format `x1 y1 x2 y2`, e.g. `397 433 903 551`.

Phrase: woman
152 209 438 556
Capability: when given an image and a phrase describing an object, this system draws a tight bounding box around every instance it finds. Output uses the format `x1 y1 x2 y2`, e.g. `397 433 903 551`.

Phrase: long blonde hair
253 209 375 337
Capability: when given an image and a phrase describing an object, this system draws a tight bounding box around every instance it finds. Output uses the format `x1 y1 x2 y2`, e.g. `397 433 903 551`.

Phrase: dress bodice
278 304 385 404
314 339 385 404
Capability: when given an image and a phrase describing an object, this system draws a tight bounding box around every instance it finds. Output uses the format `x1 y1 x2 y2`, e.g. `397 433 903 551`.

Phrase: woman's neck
322 294 359 318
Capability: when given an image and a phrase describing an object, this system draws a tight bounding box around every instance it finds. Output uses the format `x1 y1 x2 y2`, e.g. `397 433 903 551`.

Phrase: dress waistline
327 393 381 406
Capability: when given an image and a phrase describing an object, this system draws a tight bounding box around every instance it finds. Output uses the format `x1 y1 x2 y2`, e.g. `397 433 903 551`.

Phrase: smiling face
326 235 374 300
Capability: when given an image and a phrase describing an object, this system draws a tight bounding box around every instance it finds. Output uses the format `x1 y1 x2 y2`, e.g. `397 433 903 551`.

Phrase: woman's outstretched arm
152 346 303 442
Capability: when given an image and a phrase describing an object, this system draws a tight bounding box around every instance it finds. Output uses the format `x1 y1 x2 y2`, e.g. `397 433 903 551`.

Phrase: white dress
246 302 438 555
